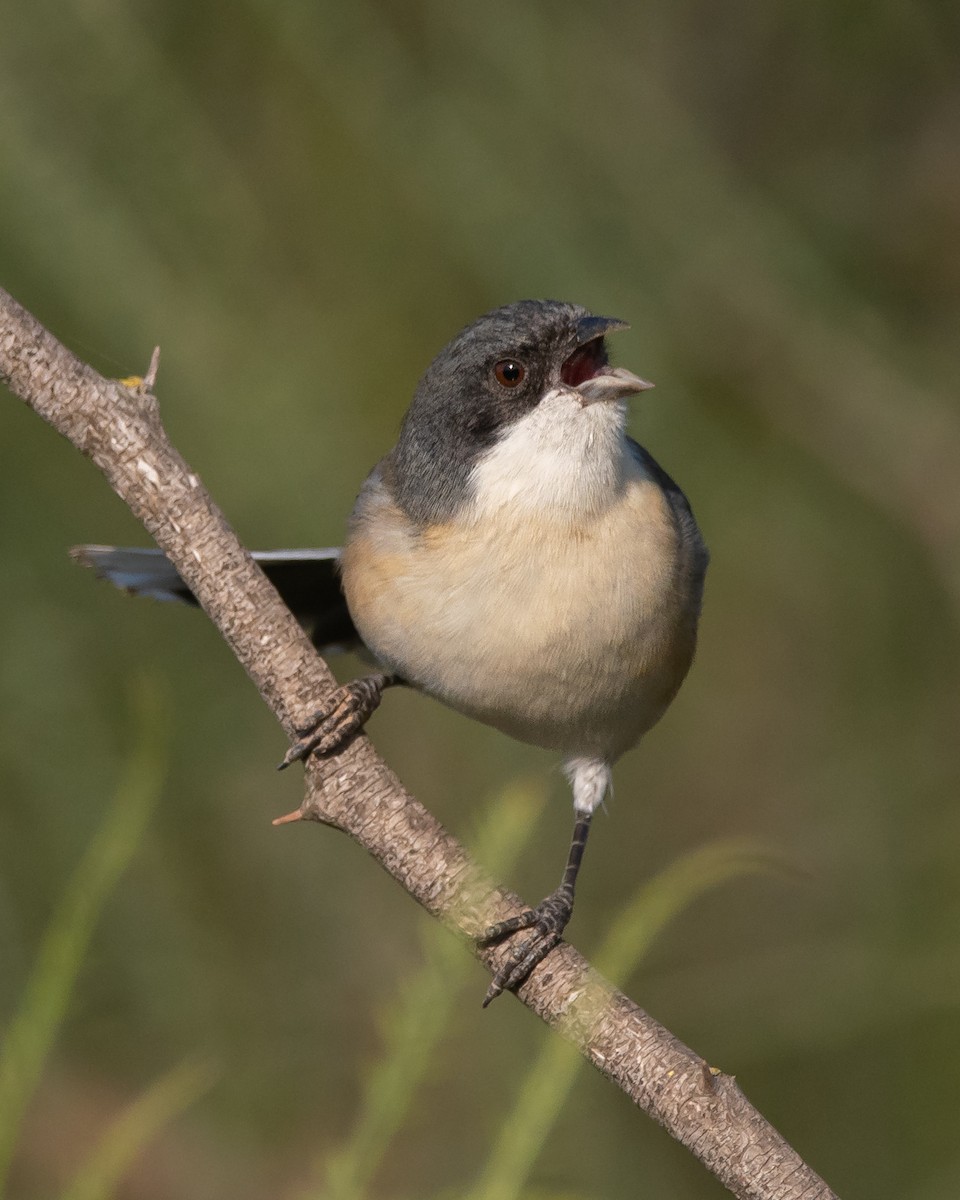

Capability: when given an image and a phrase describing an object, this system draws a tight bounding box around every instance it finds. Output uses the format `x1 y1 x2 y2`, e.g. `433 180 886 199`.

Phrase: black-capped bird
75 300 708 1004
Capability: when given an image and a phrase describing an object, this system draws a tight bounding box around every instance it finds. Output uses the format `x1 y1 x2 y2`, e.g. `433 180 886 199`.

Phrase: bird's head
391 300 653 524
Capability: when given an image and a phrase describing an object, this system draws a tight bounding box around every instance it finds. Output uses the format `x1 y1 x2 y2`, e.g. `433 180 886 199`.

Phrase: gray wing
627 437 709 595
71 545 360 652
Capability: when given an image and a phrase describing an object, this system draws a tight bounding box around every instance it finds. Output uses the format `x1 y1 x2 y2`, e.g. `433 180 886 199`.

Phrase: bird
73 299 709 1005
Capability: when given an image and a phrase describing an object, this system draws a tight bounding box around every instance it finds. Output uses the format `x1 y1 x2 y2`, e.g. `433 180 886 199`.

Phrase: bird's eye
494 359 525 388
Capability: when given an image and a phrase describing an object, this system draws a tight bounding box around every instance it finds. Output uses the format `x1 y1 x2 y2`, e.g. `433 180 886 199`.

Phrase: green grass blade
594 837 792 983
466 838 787 1200
518 1192 595 1200
309 777 549 1200
57 1059 215 1200
0 680 168 1195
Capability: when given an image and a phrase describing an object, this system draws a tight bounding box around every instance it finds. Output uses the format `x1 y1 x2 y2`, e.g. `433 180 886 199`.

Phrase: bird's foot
479 885 574 1006
278 673 393 769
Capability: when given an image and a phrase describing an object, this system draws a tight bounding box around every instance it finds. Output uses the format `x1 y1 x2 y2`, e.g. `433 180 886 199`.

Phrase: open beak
576 367 654 405
567 313 653 404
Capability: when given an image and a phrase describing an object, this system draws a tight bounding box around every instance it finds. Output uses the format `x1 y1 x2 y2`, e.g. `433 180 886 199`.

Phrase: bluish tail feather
70 545 360 652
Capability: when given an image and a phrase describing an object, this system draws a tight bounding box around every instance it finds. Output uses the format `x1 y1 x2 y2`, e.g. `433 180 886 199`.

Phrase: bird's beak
569 314 653 403
575 314 630 345
576 367 654 405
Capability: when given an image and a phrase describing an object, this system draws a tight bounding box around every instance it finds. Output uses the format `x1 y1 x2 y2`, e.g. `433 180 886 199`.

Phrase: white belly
341 473 699 761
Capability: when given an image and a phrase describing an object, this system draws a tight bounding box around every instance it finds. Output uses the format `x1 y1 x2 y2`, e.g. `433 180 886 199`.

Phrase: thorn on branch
272 808 303 826
117 347 160 400
144 345 160 390
699 1062 722 1093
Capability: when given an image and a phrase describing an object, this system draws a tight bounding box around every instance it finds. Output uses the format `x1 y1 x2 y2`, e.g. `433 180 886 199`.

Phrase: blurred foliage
56 1060 214 1200
464 838 781 1200
1 1 959 1197
0 684 213 1198
313 779 548 1200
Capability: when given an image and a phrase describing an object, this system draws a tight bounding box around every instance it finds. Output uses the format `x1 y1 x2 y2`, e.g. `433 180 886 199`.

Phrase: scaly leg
479 756 610 1005
480 810 593 1006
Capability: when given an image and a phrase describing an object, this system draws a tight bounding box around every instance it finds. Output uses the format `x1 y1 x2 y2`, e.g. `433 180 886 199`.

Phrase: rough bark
0 285 838 1200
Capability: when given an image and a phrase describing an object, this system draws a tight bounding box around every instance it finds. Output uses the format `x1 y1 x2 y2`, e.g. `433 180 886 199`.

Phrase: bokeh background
2 2 959 1197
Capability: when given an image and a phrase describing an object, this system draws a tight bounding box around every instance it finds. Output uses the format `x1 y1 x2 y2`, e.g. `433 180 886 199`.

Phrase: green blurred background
2 2 959 1196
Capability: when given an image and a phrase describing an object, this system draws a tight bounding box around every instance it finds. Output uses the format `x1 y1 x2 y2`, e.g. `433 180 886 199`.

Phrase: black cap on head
390 300 628 524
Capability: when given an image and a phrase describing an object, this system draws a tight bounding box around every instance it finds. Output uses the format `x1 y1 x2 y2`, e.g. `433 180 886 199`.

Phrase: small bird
74 300 708 1004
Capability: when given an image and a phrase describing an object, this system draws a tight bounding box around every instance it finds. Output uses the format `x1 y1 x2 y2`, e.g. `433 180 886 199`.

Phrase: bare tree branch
0 285 838 1200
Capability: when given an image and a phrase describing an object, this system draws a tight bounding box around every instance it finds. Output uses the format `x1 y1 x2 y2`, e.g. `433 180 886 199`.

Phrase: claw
479 886 574 1005
279 673 398 769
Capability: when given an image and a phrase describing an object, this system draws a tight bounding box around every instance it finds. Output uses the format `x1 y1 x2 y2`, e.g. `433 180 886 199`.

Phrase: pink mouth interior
561 338 608 387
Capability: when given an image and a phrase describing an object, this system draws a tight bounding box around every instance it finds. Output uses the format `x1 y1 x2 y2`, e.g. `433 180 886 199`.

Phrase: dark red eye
494 359 525 388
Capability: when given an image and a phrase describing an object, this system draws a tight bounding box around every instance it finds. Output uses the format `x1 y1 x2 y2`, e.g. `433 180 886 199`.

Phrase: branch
0 286 838 1200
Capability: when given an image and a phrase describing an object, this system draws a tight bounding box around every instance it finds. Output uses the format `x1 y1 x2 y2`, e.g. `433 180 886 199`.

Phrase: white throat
467 389 634 522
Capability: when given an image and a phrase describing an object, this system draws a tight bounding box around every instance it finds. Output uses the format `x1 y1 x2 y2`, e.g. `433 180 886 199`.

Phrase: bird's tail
71 545 360 652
